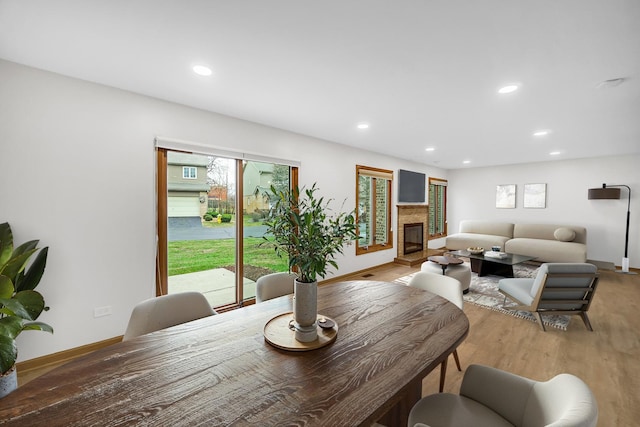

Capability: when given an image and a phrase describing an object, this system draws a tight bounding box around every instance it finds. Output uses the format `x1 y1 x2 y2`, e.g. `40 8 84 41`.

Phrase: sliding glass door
157 148 296 310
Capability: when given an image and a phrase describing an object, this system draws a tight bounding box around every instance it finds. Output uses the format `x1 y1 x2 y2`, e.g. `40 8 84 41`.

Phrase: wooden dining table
0 280 469 426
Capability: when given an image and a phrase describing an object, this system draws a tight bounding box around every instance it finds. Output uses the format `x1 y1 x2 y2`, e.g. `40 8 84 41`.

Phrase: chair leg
533 312 547 331
580 312 594 331
439 357 448 393
452 349 462 371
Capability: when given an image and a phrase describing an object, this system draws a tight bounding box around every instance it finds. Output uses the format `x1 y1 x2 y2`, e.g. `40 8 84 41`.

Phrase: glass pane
436 186 445 234
167 152 237 308
428 184 436 235
358 175 372 247
428 183 446 236
242 161 291 301
374 179 388 244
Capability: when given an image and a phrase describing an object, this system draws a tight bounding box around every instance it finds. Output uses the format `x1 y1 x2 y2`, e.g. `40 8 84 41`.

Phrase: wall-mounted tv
398 169 426 203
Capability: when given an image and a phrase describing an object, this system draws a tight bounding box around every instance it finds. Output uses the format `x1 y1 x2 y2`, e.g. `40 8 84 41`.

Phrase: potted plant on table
0 222 53 398
264 184 358 342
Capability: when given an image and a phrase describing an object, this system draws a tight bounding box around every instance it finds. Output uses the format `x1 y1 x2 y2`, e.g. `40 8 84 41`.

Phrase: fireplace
403 223 423 255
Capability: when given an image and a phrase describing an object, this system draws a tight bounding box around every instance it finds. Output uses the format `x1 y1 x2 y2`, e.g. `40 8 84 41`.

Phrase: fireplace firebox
404 223 423 255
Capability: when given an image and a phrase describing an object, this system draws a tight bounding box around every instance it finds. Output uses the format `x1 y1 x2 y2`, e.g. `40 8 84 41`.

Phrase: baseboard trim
319 262 397 285
16 336 123 374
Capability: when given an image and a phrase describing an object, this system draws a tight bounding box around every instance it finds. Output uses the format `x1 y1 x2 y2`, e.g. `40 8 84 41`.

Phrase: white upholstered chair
408 364 598 427
421 260 471 294
123 291 216 341
255 272 297 303
498 263 599 331
408 272 464 392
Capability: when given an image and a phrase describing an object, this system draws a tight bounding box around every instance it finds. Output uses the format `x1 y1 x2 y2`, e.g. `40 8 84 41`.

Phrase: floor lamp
588 183 636 274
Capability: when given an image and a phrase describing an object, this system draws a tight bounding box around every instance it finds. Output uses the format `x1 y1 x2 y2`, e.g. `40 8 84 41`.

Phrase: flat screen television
398 169 426 203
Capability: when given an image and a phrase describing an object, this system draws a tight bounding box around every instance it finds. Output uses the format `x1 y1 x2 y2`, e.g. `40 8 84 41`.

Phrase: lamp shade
588 187 621 199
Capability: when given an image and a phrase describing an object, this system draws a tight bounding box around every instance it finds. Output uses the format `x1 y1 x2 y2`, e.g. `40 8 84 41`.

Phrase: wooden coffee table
427 255 464 275
447 250 536 277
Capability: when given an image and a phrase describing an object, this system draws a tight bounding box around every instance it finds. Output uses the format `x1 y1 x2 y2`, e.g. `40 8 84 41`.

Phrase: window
356 165 393 255
182 166 197 179
428 177 447 238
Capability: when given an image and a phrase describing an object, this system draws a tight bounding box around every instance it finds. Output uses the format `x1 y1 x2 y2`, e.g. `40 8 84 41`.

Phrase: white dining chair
255 272 297 303
123 291 216 341
408 271 464 392
408 364 598 427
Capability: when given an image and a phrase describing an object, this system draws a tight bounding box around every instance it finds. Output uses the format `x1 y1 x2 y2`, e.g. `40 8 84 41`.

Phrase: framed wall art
524 183 547 208
496 184 516 208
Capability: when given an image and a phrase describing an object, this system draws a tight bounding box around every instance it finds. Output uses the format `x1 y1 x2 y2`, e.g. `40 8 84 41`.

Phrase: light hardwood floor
19 262 639 426
337 262 640 427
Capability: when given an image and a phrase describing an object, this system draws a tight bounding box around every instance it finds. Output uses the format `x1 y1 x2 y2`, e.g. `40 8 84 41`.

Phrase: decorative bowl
467 247 484 254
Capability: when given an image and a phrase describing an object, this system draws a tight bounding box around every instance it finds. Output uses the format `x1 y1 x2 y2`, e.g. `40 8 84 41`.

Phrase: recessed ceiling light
463 160 471 164
498 84 520 94
425 147 436 152
533 130 551 137
193 65 213 76
549 151 561 156
357 123 370 130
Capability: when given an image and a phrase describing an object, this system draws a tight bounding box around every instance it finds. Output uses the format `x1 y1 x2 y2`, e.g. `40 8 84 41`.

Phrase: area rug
394 263 571 330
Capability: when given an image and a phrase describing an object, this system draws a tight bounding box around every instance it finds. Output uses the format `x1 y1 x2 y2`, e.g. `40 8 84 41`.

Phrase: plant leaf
0 222 13 267
16 247 48 292
21 321 54 334
0 316 23 340
0 275 14 299
13 291 46 321
0 334 18 375
0 249 37 282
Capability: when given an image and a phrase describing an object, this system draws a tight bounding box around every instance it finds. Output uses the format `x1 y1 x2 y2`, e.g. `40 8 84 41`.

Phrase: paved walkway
168 268 256 307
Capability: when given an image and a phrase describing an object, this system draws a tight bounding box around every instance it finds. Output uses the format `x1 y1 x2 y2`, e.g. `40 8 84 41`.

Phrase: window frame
182 166 197 179
355 165 393 255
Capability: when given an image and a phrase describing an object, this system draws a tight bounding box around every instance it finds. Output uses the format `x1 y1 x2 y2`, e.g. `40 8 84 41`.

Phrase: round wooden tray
264 312 338 351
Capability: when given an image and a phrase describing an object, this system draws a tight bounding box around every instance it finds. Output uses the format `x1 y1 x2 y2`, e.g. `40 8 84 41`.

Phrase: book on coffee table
484 251 508 259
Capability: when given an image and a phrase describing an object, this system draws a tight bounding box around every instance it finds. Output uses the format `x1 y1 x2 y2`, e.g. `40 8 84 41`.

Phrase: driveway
168 217 269 241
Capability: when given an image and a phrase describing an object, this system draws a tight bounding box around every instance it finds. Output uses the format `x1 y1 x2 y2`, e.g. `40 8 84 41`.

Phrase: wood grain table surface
0 280 469 426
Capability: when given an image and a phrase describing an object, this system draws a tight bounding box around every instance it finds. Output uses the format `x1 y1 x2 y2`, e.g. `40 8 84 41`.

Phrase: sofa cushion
505 238 587 263
554 227 576 242
459 220 514 238
513 223 587 244
446 233 510 251
498 277 536 305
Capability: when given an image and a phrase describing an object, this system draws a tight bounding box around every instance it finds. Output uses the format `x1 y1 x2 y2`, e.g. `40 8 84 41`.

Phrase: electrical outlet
93 306 112 318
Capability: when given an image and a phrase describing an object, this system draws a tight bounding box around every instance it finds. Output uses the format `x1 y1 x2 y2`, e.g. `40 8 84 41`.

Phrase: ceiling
1 1 639 170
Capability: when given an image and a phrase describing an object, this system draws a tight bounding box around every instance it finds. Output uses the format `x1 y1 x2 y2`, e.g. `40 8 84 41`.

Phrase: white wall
0 59 445 362
447 156 640 269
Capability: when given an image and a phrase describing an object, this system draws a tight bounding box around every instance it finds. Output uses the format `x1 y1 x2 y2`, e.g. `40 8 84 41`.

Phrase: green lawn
168 237 288 276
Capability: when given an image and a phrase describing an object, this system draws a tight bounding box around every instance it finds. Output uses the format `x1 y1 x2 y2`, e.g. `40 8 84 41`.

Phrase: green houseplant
264 184 357 342
0 222 52 396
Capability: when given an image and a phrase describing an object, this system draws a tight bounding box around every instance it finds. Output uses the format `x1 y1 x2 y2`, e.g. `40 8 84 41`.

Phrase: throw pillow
554 227 576 242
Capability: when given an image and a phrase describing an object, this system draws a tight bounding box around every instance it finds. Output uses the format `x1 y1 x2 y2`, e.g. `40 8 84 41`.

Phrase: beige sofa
446 220 587 263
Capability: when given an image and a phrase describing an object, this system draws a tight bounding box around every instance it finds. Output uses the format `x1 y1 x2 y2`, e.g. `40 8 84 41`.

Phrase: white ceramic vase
0 365 17 399
293 280 318 342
